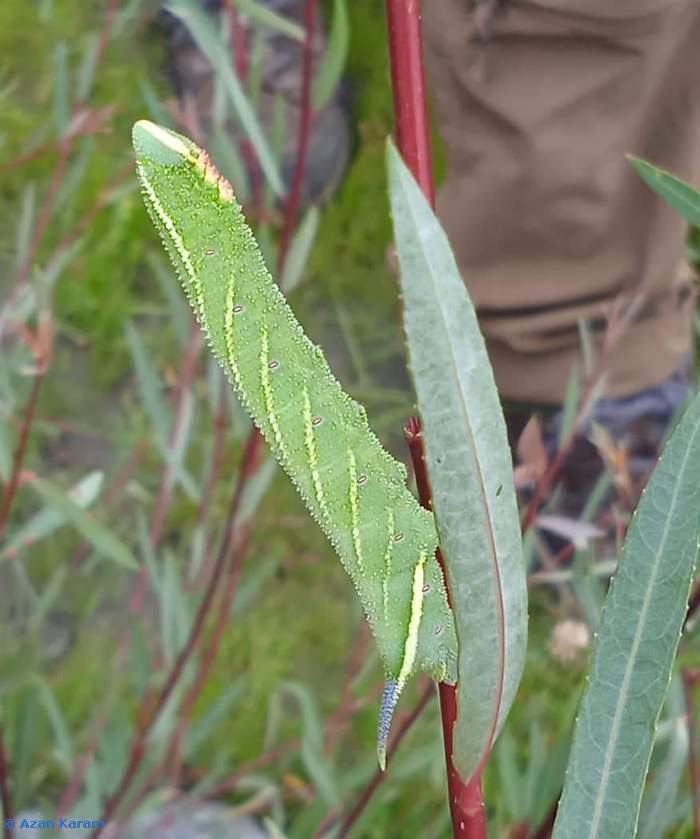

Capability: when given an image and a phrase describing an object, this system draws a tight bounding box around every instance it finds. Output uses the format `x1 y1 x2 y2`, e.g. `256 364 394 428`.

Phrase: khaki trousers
422 0 700 404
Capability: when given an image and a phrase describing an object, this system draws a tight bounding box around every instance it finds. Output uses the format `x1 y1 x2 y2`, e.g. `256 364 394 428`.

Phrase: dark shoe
163 0 350 204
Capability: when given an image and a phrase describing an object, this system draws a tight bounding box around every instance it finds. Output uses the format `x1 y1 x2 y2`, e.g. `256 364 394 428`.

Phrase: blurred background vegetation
0 1 696 837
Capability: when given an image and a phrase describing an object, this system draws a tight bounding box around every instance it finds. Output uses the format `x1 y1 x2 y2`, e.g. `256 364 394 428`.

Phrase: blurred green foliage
0 1 697 837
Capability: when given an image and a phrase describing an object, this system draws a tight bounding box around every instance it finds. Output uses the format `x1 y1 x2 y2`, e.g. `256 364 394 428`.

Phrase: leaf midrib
401 175 506 766
585 416 700 838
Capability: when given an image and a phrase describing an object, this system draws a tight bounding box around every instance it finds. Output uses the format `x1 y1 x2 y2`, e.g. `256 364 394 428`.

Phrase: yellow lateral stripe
396 551 427 691
136 120 192 157
138 175 205 325
260 328 287 458
348 450 364 575
303 387 329 518
223 275 240 380
382 510 395 625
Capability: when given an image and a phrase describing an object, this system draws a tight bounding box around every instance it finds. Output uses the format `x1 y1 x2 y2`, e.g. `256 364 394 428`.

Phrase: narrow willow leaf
185 678 247 756
140 79 173 128
77 32 100 102
52 41 70 137
15 184 36 273
553 390 700 839
630 157 700 227
281 206 320 294
387 139 528 782
33 675 73 771
124 321 200 501
312 0 349 111
280 681 339 807
638 678 688 839
124 321 171 442
132 120 457 766
147 252 192 349
30 477 137 569
165 0 283 195
1 471 103 561
235 0 305 42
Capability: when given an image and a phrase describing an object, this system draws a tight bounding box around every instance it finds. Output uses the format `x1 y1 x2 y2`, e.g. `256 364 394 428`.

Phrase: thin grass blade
630 157 700 227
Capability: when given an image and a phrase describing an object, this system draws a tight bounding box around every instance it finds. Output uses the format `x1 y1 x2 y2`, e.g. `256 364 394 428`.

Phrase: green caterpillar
132 121 457 766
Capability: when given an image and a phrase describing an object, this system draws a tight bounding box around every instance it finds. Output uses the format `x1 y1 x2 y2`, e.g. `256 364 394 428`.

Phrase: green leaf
52 41 70 137
280 207 321 295
124 321 200 501
147 253 192 349
165 0 284 195
15 184 36 274
185 678 247 755
30 477 137 569
630 157 700 227
280 681 339 807
33 675 74 771
387 139 528 782
312 0 349 111
1 471 104 561
553 390 700 839
77 32 100 103
638 677 688 839
234 0 305 42
124 321 171 442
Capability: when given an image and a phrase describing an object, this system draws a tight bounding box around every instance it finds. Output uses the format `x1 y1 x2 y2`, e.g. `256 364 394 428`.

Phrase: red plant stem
87 430 262 839
91 0 120 75
57 707 112 819
189 386 229 585
0 726 13 839
166 525 251 783
276 0 317 275
530 800 558 839
385 0 434 206
683 669 700 839
406 420 486 838
11 142 71 299
385 0 485 833
0 372 44 539
201 739 299 799
330 681 435 839
148 324 202 548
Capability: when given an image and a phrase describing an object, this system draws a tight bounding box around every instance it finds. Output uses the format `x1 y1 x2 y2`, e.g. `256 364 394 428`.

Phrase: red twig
405 419 486 837
148 324 202 548
56 706 113 819
276 0 317 274
189 385 229 585
166 526 250 783
92 0 120 75
385 0 434 206
0 372 44 539
530 800 558 839
327 681 434 838
87 430 262 838
385 0 485 833
0 726 13 839
684 669 700 839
